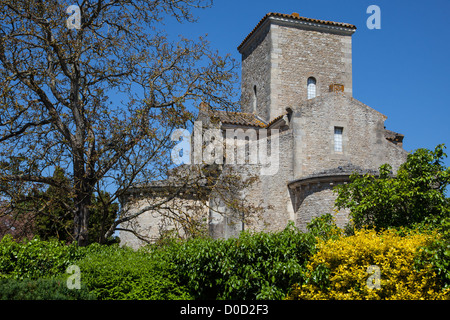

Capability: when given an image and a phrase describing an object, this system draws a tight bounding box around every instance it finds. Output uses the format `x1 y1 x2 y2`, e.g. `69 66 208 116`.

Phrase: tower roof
238 12 356 52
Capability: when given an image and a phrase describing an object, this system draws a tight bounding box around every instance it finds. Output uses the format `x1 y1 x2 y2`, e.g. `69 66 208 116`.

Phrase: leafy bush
305 213 342 241
415 216 450 290
76 244 191 300
0 235 83 280
4 216 447 301
75 218 338 300
287 228 450 300
0 278 95 300
335 144 450 230
164 222 317 300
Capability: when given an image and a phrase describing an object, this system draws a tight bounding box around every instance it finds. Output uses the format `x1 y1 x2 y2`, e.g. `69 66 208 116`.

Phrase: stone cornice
238 13 356 54
269 15 357 36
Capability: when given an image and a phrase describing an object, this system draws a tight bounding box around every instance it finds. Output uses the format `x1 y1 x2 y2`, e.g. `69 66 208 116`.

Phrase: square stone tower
238 12 356 122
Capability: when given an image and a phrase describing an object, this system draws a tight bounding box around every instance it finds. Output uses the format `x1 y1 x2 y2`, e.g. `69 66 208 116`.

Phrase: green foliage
32 167 74 242
76 244 192 300
415 216 450 290
74 219 336 300
0 235 82 280
0 212 339 300
0 236 191 300
333 144 450 295
2 167 119 244
335 144 450 230
33 168 119 244
87 192 120 245
287 228 449 300
0 278 95 300
164 223 317 300
0 215 449 300
306 213 342 241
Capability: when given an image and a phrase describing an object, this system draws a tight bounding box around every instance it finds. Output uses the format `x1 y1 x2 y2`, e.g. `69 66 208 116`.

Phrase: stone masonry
120 12 409 248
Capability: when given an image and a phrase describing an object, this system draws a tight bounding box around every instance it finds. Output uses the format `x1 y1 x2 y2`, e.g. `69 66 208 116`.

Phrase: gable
296 91 387 122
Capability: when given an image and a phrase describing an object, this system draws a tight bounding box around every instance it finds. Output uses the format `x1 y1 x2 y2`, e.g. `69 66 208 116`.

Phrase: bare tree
0 0 239 245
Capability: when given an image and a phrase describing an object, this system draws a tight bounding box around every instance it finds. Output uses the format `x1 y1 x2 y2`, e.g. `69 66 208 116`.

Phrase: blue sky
164 0 450 167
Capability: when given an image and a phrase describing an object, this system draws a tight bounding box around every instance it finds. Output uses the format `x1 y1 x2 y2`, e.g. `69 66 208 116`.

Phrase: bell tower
238 13 356 122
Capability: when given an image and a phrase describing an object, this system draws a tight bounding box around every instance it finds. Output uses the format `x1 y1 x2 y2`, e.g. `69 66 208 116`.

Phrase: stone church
120 12 408 248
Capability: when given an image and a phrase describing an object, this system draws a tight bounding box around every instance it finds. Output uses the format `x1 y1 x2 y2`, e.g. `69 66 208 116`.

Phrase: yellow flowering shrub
287 229 450 300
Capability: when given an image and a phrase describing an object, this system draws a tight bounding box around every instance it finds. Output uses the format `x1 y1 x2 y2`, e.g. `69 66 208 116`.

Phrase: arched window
307 77 316 99
253 85 257 112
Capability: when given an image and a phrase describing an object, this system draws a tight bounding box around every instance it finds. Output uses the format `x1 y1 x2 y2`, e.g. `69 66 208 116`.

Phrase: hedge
163 222 318 300
287 228 450 300
0 235 83 280
76 244 192 300
1 214 449 300
0 278 95 300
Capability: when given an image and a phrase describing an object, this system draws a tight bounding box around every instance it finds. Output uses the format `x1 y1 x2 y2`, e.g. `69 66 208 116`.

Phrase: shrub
335 145 450 230
306 213 342 241
0 235 83 280
287 228 450 300
76 244 191 300
415 216 450 290
165 223 317 300
0 278 95 300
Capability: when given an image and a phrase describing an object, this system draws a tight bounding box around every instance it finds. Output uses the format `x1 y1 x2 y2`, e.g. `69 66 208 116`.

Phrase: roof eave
238 13 356 53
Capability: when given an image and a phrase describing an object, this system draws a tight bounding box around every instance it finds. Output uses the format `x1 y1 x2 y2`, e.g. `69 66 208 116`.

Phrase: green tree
335 144 450 230
1 166 118 244
88 191 119 244
33 166 74 242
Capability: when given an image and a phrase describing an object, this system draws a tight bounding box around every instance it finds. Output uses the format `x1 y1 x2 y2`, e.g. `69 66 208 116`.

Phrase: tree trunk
74 194 91 246
73 152 93 246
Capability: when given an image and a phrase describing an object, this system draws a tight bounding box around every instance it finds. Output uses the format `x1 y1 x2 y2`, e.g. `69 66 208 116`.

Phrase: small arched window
253 85 257 112
307 77 316 99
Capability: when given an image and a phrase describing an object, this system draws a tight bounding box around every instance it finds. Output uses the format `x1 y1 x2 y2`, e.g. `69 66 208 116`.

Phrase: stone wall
240 24 272 121
240 17 353 123
120 89 409 245
291 92 408 180
294 182 350 232
209 127 295 238
274 24 353 115
120 195 209 249
240 128 295 234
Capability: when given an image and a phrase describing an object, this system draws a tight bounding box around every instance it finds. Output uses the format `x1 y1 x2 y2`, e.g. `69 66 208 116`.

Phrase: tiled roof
266 112 288 128
238 12 356 52
212 110 267 128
